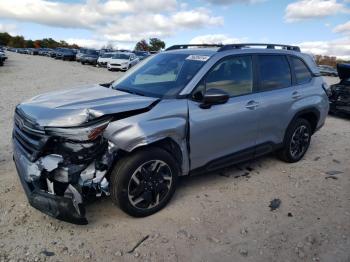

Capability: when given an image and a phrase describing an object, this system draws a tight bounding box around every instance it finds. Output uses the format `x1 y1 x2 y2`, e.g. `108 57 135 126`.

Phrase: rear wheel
110 147 179 217
277 118 312 163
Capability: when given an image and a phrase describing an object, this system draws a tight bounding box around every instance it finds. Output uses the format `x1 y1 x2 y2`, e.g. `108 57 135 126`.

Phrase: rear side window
291 57 312 84
258 55 291 91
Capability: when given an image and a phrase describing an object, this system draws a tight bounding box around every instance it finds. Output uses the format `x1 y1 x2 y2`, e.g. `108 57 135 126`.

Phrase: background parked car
134 51 151 61
318 65 338 77
107 52 139 71
0 53 6 66
55 48 77 61
76 48 89 62
80 49 99 65
328 63 350 115
28 48 39 55
97 52 115 67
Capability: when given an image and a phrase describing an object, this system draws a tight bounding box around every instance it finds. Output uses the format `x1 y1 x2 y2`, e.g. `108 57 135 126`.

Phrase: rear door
188 55 260 170
254 54 295 150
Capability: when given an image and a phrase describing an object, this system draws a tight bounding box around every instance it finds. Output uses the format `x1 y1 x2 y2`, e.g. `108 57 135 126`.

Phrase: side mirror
200 88 229 109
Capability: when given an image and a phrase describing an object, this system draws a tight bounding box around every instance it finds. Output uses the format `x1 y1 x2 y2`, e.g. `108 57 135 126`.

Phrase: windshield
101 53 113 58
111 53 209 98
86 50 98 55
112 53 130 60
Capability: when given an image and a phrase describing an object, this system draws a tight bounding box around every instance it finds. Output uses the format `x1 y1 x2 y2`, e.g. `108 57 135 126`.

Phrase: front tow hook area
13 155 88 225
29 191 88 225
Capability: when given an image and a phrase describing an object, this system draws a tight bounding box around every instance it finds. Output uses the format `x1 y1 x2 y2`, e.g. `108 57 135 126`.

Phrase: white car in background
97 52 115 67
107 52 139 71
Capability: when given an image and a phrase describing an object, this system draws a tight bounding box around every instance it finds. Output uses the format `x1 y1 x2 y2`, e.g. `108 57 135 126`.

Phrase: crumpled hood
17 84 158 127
337 63 350 80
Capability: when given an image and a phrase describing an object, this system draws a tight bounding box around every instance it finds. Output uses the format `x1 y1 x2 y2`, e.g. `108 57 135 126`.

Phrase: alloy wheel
128 160 172 210
290 125 310 159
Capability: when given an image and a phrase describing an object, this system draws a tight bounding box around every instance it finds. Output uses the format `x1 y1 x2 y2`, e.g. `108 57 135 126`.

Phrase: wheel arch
288 108 320 136
117 137 188 176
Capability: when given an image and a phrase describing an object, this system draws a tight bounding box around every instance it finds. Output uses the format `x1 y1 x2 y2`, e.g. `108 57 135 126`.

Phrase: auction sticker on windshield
186 55 210 62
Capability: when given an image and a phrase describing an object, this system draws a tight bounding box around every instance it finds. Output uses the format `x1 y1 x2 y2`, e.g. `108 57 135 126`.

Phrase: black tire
110 147 179 217
277 118 312 163
81 62 85 65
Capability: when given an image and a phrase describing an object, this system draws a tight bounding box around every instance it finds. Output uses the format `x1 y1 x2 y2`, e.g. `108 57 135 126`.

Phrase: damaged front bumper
13 139 88 224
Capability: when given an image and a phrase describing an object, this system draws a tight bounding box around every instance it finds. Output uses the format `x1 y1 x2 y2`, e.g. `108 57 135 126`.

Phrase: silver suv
12 44 329 224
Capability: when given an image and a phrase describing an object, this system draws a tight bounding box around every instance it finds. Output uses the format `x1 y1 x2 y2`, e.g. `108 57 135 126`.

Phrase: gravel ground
0 52 349 262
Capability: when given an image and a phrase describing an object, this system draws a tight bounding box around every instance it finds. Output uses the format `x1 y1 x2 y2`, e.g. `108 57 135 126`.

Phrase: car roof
113 52 133 55
165 45 319 75
164 48 218 56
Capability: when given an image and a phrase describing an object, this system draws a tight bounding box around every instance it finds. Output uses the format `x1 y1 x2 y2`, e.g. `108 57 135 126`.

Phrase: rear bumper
13 139 88 225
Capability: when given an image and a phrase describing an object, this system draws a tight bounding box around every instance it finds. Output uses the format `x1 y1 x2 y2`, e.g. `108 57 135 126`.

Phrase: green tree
25 40 35 48
135 39 150 51
0 32 11 46
8 35 26 48
149 38 165 51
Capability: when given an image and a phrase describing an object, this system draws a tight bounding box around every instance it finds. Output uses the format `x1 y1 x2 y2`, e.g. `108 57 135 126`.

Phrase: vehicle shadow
84 154 271 223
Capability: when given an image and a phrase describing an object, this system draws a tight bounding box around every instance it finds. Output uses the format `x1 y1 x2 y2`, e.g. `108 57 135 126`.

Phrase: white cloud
333 20 350 34
0 23 18 35
203 0 265 5
0 0 224 47
298 37 350 60
285 0 348 22
172 8 223 28
189 34 246 44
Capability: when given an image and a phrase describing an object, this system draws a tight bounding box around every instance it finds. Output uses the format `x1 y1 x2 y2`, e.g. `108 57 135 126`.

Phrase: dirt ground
0 52 349 262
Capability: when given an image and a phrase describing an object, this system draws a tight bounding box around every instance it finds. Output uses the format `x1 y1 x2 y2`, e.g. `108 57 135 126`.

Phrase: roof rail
218 43 301 52
166 44 223 51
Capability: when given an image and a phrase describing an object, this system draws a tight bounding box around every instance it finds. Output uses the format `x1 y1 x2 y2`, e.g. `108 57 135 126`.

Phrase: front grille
13 109 49 161
110 63 121 66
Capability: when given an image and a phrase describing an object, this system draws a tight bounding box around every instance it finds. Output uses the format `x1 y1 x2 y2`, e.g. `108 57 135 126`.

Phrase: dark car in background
0 50 6 66
318 65 338 77
329 64 350 115
29 48 39 55
134 51 151 60
55 48 77 61
80 49 99 65
38 48 53 56
76 48 88 62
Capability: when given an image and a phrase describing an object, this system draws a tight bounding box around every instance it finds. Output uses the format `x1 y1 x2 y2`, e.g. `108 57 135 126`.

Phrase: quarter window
204 56 253 97
258 55 291 91
291 57 312 84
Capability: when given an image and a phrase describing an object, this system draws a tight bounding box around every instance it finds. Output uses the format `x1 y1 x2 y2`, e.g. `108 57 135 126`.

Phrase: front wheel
277 118 312 163
110 147 179 217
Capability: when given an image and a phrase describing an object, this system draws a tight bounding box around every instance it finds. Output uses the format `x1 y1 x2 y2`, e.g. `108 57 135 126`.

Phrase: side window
258 55 291 91
291 57 312 84
204 56 253 97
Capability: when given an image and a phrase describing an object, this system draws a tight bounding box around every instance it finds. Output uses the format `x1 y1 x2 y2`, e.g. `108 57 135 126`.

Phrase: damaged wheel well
128 138 183 172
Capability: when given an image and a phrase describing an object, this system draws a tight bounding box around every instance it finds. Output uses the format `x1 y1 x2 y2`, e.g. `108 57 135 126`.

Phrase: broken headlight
45 118 110 141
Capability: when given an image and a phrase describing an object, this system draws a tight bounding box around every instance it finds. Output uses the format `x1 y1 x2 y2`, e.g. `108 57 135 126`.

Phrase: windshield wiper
116 87 145 96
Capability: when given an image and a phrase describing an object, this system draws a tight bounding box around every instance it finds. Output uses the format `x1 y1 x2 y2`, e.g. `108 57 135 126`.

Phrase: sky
0 0 349 59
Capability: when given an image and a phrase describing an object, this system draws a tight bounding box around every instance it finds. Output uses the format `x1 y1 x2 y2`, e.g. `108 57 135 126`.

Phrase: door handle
245 100 259 110
292 91 302 100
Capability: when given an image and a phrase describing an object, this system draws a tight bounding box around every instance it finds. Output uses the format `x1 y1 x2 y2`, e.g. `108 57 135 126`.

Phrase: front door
188 55 260 170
